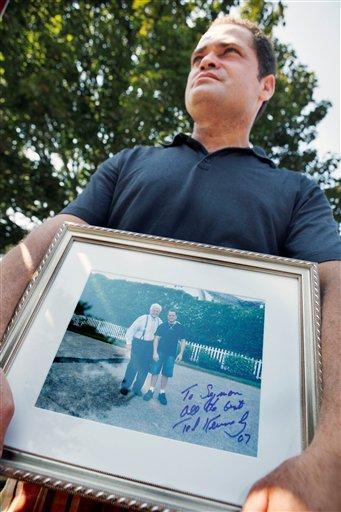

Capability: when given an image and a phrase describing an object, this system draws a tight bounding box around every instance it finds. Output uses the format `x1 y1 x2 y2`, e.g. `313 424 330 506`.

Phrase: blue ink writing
180 403 200 417
181 384 198 401
203 414 235 433
172 383 251 446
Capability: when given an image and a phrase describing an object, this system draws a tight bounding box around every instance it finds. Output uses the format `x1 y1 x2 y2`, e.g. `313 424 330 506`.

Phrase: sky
236 0 340 161
274 0 340 159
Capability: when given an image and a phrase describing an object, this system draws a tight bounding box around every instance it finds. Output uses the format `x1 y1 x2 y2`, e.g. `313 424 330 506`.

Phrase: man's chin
186 90 225 112
191 82 219 93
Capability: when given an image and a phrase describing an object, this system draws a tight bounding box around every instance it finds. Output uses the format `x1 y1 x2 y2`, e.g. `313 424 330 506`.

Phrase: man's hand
0 369 14 457
243 261 340 511
0 214 88 339
153 352 159 362
243 443 341 512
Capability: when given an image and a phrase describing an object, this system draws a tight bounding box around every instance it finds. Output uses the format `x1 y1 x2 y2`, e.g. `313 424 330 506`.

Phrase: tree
0 0 339 251
74 300 92 316
79 275 265 358
242 0 340 219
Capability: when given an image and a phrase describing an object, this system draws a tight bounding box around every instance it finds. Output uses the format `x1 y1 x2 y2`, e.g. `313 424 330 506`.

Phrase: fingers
0 369 14 456
243 466 310 512
243 486 268 512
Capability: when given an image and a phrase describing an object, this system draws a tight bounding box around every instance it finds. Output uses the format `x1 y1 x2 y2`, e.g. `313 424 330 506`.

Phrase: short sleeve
59 154 121 226
283 174 341 262
155 324 163 337
178 324 186 340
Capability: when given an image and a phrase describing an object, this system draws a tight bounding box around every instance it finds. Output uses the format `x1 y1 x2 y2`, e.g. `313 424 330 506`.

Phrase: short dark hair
208 16 277 120
168 310 177 315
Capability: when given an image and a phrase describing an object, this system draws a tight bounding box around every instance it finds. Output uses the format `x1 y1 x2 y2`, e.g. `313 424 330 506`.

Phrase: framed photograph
0 223 321 511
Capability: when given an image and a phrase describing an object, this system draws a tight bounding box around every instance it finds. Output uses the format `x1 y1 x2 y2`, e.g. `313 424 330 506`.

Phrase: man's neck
191 123 250 154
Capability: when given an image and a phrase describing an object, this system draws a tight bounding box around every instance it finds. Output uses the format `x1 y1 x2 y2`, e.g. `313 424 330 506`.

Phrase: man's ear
260 74 276 102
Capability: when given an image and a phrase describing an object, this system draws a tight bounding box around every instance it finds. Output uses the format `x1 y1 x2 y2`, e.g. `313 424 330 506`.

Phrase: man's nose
200 52 220 70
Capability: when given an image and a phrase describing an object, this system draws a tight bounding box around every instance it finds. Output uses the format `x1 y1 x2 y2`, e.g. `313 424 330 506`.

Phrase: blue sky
236 0 340 160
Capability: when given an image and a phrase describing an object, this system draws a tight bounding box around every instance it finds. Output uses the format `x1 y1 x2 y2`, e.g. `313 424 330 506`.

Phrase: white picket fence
187 341 262 380
71 315 262 379
72 314 126 340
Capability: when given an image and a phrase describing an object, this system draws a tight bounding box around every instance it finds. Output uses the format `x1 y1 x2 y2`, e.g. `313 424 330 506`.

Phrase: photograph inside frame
36 270 265 458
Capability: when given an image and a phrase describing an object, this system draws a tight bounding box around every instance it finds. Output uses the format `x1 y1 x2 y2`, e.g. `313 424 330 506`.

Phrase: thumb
242 486 269 512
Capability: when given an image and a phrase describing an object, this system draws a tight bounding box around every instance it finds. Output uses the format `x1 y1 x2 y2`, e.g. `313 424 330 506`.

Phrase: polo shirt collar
162 133 276 168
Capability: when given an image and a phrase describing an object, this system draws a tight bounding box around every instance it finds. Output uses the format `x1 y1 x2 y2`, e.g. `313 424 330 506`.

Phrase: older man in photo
120 303 162 396
0 13 340 512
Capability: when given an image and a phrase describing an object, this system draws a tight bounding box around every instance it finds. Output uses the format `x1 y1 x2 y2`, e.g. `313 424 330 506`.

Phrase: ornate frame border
0 223 322 511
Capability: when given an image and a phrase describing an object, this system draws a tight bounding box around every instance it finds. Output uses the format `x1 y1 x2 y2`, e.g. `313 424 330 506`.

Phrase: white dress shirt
125 314 162 344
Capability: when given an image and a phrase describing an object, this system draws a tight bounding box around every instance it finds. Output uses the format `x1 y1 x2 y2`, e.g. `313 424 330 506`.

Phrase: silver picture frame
0 223 321 511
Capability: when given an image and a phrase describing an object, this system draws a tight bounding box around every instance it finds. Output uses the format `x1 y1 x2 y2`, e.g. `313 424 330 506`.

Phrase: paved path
37 332 260 457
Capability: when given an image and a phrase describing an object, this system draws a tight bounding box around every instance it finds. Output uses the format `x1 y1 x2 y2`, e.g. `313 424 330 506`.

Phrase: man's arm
243 260 341 511
153 335 160 361
0 214 88 340
0 214 87 453
176 339 186 363
313 260 341 451
125 316 143 348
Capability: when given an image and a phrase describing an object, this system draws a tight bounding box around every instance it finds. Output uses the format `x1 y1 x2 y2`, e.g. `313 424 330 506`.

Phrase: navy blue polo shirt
155 321 186 357
61 133 341 262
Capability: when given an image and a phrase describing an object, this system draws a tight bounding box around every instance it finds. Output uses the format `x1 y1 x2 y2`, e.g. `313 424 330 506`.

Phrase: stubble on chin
186 86 227 120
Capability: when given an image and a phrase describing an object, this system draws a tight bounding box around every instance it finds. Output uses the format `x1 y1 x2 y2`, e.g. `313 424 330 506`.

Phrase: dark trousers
122 338 153 392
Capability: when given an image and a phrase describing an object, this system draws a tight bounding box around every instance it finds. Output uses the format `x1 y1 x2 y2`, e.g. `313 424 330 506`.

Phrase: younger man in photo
143 310 186 405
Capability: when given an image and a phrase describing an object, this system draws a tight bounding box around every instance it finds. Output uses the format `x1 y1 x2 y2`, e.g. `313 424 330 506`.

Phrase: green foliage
80 274 265 358
223 353 257 380
74 300 92 316
242 1 340 221
195 349 224 372
1 0 339 250
182 344 260 383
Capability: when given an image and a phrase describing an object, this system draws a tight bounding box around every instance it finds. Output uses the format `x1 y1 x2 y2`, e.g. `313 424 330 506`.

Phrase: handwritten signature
172 383 251 445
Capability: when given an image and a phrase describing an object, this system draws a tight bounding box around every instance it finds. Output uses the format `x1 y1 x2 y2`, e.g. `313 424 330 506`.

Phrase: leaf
0 0 338 249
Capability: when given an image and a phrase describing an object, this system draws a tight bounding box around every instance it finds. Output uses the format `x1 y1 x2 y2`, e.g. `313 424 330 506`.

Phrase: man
143 310 186 405
0 15 340 512
120 303 162 396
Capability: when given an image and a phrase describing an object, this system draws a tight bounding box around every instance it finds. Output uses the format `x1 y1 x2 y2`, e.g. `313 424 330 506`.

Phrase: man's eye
223 47 239 55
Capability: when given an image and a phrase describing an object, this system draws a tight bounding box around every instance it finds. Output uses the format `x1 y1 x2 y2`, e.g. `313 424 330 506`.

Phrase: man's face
150 305 161 318
185 24 267 123
167 311 177 324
